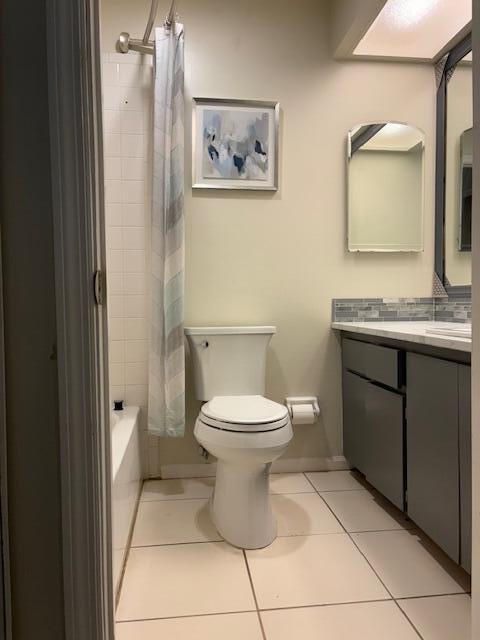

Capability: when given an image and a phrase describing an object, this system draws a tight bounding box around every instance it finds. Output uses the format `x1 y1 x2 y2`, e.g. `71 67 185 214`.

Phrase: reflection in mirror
445 54 472 286
347 123 425 252
459 128 472 251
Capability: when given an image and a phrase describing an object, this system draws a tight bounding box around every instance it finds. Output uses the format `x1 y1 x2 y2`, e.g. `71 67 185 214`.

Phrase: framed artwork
192 98 279 190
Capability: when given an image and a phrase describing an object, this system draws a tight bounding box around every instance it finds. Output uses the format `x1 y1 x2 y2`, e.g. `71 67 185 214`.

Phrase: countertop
332 321 471 353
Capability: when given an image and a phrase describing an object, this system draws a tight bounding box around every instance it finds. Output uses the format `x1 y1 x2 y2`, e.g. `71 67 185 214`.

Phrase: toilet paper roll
291 403 316 425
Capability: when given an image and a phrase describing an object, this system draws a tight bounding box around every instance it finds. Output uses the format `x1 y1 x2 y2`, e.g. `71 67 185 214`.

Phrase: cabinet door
365 383 404 510
406 353 459 561
459 365 471 573
343 370 368 473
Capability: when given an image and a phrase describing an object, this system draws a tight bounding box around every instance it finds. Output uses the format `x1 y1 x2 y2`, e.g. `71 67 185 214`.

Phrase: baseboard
160 456 349 479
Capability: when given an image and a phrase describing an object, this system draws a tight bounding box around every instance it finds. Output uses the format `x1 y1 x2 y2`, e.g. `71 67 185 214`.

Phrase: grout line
392 600 425 640
242 549 267 640
116 609 259 625
395 591 471 601
312 486 397 601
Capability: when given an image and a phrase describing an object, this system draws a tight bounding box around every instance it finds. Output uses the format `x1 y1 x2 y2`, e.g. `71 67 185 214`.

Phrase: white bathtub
111 406 142 597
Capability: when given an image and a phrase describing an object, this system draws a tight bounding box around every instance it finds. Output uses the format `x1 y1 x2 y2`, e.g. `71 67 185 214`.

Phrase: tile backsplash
332 297 471 324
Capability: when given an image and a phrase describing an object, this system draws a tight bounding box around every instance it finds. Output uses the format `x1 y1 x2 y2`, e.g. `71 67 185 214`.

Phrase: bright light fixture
354 0 471 60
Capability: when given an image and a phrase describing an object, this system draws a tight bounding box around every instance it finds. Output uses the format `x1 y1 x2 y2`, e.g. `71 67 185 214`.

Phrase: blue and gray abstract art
202 108 269 180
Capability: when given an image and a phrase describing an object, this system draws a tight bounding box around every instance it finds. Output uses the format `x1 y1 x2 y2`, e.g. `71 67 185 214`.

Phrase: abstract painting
193 99 279 190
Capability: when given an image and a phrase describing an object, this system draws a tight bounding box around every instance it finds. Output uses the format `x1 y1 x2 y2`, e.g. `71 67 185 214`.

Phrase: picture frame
192 98 279 191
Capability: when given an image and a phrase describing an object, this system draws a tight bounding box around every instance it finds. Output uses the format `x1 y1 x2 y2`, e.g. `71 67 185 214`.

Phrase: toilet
184 326 293 549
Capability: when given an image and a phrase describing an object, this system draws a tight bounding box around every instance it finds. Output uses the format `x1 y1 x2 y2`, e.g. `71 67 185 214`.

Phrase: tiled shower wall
102 52 160 476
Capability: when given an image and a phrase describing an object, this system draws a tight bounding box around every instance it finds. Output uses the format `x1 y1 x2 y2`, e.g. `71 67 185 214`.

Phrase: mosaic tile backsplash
332 297 471 324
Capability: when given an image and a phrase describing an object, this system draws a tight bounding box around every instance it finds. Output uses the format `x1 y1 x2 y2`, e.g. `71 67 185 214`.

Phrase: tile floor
116 471 471 640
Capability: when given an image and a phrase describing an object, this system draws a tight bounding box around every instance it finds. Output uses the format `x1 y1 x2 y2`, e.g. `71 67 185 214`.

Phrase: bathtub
111 406 142 598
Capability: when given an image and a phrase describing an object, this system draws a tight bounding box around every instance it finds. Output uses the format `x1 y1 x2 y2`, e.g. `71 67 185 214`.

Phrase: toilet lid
200 395 290 432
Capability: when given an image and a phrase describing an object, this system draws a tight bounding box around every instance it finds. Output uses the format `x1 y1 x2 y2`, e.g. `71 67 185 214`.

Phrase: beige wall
349 147 424 251
101 0 436 472
445 64 473 286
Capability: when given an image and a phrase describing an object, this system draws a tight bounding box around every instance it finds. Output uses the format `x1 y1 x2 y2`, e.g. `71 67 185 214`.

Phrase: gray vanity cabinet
342 339 405 509
406 353 459 562
459 364 472 572
342 370 368 472
364 384 404 510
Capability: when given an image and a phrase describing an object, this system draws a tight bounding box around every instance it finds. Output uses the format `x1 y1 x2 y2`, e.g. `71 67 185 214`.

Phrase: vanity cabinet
406 353 459 561
342 339 405 510
341 335 471 570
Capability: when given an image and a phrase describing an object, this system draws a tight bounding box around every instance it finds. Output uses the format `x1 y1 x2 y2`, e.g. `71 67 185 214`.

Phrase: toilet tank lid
184 326 276 336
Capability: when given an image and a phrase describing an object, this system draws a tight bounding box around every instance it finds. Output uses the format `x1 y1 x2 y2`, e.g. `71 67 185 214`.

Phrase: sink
425 325 471 339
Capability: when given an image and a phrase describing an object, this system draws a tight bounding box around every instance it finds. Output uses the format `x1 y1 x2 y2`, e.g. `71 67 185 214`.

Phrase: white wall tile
122 180 145 204
105 203 123 227
103 85 121 110
124 273 146 294
121 134 144 158
119 87 146 111
102 62 119 85
104 133 121 157
124 250 146 273
107 273 124 295
123 226 146 249
109 317 125 341
126 362 148 385
124 295 147 318
103 109 121 133
125 384 148 408
110 363 126 386
120 111 144 134
107 227 123 249
123 204 146 227
110 340 126 364
122 158 145 181
108 295 124 318
107 249 124 272
105 180 122 204
104 157 122 180
125 318 148 340
125 340 148 363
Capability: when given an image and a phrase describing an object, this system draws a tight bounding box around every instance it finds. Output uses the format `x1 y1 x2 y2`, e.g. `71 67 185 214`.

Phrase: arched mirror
347 122 425 252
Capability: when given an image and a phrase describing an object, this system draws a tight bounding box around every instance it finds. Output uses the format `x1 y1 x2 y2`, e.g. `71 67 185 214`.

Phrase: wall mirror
347 122 425 252
435 33 472 293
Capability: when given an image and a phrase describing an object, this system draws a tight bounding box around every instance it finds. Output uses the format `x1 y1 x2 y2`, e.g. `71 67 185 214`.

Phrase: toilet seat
200 395 290 432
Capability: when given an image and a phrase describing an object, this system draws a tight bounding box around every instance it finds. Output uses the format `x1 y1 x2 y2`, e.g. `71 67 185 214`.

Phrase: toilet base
211 460 276 549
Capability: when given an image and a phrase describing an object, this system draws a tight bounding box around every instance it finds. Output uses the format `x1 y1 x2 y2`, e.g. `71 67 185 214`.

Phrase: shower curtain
148 24 185 437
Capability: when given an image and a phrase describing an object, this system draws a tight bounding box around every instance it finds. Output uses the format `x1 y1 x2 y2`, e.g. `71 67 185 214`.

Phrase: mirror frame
435 32 472 296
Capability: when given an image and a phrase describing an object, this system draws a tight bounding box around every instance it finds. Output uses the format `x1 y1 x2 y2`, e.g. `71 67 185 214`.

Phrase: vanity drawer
342 338 401 389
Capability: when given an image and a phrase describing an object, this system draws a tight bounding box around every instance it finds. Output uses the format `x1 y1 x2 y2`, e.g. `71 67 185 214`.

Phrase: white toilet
184 326 293 549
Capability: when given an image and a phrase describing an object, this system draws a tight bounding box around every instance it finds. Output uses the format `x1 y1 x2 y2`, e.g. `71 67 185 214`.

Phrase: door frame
46 0 114 638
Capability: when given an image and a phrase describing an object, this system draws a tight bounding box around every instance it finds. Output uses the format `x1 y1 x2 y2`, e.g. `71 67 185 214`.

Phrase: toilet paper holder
285 396 320 421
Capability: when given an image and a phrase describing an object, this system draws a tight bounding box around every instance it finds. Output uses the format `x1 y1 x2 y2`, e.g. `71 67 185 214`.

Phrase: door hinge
93 270 105 305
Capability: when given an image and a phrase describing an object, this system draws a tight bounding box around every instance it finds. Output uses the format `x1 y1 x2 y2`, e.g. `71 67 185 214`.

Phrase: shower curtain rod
118 0 177 55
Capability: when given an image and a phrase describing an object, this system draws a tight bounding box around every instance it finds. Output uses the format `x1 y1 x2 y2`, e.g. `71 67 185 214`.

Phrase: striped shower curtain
148 24 185 437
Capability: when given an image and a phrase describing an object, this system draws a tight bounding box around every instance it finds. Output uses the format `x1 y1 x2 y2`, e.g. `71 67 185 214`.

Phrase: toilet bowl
195 395 293 549
184 326 293 550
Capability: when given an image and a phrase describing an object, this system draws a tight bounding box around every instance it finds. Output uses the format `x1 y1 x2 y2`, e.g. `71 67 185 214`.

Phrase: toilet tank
184 326 276 401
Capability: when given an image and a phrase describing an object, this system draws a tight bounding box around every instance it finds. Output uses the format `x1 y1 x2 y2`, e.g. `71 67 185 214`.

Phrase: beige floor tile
351 530 470 598
261 601 419 640
246 533 389 609
131 499 222 546
117 542 255 621
272 493 343 536
116 612 263 640
322 490 413 532
305 470 365 492
141 477 214 501
398 594 471 640
269 473 314 494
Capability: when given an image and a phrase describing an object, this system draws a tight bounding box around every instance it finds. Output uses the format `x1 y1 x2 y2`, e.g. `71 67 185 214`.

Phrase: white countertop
332 321 471 353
